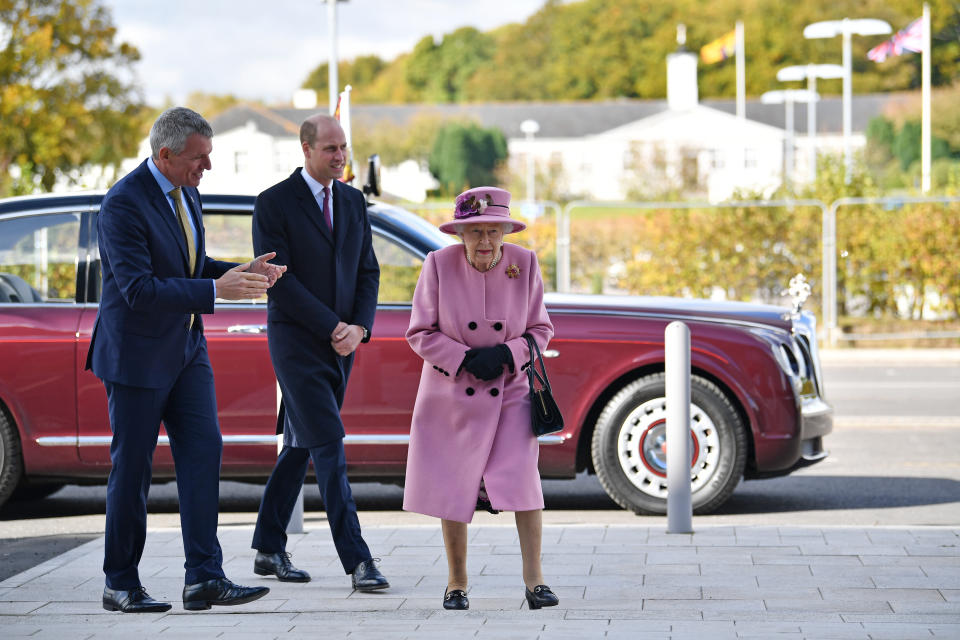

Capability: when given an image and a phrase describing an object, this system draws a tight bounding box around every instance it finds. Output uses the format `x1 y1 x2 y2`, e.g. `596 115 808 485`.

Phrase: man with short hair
87 106 285 613
250 114 387 592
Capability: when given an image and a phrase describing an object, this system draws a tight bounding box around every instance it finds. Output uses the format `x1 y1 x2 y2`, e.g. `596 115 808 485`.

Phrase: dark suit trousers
252 442 371 574
102 332 225 589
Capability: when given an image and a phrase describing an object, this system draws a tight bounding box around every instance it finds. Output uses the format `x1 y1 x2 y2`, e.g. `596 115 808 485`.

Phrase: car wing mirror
362 154 381 202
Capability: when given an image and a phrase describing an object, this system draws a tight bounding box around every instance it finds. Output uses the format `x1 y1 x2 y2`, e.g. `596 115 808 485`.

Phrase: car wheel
591 373 747 515
0 408 24 508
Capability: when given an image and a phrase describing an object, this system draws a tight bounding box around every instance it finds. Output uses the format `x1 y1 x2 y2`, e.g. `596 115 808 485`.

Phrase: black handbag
522 333 564 436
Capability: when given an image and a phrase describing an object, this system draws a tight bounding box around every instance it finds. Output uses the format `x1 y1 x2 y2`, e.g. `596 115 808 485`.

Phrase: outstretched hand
246 251 287 287
215 263 270 300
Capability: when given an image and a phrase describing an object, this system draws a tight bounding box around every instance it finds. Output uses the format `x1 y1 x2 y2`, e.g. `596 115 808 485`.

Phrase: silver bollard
665 321 693 534
277 382 305 534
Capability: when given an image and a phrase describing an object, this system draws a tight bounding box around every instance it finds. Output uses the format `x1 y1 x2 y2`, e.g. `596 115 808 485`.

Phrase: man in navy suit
250 114 387 591
86 107 285 613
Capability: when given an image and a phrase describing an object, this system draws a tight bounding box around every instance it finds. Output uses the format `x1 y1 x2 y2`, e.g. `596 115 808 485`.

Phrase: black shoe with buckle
476 494 501 514
102 586 172 613
525 584 559 609
254 551 311 583
351 558 389 591
182 577 269 611
443 588 469 610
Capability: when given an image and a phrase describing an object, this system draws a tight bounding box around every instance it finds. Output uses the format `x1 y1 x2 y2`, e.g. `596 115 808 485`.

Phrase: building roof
703 93 914 134
211 93 915 140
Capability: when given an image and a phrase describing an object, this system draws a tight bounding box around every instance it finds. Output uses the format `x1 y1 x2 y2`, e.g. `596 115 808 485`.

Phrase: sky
104 0 555 106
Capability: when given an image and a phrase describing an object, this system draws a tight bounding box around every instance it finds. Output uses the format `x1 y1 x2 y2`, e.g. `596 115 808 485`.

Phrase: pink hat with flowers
438 186 526 235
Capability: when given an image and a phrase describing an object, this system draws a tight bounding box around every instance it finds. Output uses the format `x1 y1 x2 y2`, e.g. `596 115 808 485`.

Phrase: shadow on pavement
0 534 99 582
1 475 957 520
716 475 960 514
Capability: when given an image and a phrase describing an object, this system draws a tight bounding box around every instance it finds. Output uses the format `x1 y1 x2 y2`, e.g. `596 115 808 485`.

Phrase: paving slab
0 524 958 638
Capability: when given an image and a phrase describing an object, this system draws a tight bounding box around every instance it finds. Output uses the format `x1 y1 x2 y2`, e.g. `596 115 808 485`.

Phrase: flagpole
736 20 745 120
808 72 817 182
327 0 340 115
921 3 931 193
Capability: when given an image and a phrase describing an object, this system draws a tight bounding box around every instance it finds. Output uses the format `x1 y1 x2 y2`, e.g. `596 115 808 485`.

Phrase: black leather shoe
182 577 269 611
525 584 559 609
351 558 389 592
102 586 172 613
443 588 469 610
476 494 500 514
254 551 311 583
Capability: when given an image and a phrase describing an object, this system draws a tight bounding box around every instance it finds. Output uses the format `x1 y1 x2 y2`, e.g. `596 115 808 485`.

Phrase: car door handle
227 324 267 334
543 349 559 358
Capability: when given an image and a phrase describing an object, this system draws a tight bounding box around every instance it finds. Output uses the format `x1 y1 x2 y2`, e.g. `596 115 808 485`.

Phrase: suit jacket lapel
185 188 203 275
134 165 192 271
289 170 334 246
332 181 349 252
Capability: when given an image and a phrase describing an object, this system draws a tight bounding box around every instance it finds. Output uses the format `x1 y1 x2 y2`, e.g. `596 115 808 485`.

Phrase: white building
99 45 910 202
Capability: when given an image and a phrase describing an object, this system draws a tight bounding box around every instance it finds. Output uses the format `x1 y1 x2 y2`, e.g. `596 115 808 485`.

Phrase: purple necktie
322 186 332 230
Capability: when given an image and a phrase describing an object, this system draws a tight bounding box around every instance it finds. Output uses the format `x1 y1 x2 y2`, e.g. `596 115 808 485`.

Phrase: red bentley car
0 190 832 515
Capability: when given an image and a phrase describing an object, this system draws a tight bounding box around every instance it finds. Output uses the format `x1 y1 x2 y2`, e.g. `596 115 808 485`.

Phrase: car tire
0 407 24 509
591 373 747 515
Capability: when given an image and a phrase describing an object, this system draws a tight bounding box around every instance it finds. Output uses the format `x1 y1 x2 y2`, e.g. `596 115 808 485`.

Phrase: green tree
0 0 146 195
891 120 952 170
352 112 465 168
428 122 507 194
301 54 387 101
404 27 493 102
300 0 960 103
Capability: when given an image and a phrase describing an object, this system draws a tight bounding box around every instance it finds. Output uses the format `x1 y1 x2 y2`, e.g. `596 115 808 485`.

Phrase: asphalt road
2 354 958 581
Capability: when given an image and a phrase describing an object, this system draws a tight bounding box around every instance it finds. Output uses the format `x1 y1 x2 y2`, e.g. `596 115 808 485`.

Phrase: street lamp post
803 18 891 182
761 89 819 190
776 64 844 182
326 0 349 115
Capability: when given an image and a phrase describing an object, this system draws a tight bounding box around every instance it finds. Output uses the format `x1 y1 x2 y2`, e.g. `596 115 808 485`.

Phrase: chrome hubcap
616 397 721 499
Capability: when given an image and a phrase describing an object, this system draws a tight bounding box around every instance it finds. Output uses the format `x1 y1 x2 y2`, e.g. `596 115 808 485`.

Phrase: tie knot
169 187 182 200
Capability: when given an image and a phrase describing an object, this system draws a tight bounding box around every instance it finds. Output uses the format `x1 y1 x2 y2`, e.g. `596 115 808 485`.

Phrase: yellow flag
700 29 736 64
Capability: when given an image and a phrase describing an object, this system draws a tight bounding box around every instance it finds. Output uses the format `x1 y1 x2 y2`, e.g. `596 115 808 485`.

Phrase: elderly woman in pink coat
403 186 558 611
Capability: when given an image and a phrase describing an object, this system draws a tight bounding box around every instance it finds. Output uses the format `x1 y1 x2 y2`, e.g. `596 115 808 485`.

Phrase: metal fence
398 196 960 346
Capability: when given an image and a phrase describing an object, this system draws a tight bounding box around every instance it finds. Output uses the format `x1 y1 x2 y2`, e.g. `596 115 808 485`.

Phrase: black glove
461 344 514 381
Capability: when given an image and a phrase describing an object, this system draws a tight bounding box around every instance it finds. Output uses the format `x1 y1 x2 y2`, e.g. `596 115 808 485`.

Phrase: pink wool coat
403 242 554 523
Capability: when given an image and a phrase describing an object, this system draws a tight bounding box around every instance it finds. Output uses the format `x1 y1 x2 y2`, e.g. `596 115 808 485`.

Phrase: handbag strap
522 333 553 393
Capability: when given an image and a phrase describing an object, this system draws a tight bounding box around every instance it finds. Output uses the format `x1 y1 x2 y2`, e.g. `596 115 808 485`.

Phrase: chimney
292 89 318 109
667 24 698 111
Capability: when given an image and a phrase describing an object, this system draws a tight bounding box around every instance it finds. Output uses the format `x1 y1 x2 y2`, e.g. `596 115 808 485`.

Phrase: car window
202 211 266 304
373 233 422 304
0 213 81 303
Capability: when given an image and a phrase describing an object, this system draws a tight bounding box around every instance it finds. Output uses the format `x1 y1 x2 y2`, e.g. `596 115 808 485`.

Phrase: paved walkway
1 522 958 639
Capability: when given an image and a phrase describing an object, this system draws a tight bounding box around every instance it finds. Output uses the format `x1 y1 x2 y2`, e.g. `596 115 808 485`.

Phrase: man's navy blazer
252 169 380 447
85 159 235 389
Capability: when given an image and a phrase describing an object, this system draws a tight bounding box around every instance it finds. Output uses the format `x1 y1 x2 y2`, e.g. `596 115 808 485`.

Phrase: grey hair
150 107 213 159
453 221 514 238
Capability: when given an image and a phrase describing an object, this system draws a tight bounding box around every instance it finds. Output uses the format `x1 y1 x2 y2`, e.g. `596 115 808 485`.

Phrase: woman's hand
462 344 513 381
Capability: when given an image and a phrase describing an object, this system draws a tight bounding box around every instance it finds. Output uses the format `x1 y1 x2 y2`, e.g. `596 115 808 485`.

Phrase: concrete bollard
665 321 693 534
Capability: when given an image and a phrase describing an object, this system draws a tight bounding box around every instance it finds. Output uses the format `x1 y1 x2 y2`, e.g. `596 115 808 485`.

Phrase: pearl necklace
466 246 502 272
